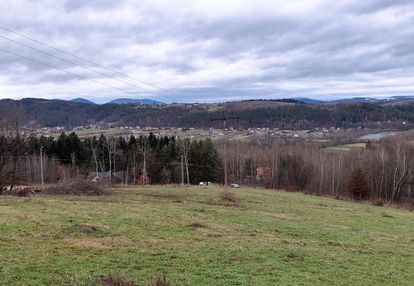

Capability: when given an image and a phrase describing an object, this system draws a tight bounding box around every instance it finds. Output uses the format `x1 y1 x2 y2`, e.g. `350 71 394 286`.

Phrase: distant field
229 100 295 110
325 143 366 152
0 186 413 285
47 128 211 140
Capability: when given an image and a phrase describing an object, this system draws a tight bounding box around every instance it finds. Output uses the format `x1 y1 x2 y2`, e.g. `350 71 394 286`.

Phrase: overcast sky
0 0 413 103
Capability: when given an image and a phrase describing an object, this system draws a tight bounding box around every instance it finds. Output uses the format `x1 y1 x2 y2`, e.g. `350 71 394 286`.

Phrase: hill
2 97 414 129
294 96 414 105
0 186 412 285
70 98 95 104
107 98 164 105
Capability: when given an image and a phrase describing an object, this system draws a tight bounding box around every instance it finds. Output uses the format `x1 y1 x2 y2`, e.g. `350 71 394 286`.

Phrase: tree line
2 98 414 130
0 132 222 187
1 103 413 207
222 137 414 206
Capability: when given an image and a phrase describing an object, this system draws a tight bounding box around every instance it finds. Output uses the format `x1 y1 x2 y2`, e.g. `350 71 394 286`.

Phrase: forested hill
2 98 414 129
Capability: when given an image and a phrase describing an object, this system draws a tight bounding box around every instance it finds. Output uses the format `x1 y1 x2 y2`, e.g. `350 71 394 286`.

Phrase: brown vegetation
93 275 137 286
43 179 108 196
0 186 40 197
220 191 240 204
188 222 205 228
151 275 171 286
373 198 385 207
223 136 414 207
347 168 370 201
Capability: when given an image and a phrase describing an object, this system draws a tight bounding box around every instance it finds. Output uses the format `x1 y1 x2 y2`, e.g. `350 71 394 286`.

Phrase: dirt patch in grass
93 274 137 286
65 238 109 250
283 253 304 262
188 222 205 229
62 223 110 238
65 236 132 250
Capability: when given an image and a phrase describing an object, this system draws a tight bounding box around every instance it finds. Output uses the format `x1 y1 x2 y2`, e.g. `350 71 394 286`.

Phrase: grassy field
0 186 413 285
325 143 367 152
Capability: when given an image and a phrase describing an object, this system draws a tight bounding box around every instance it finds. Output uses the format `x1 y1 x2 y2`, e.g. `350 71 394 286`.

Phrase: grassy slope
0 186 413 286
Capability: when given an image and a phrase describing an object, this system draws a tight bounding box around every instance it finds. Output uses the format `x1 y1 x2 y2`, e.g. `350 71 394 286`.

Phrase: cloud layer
0 0 413 103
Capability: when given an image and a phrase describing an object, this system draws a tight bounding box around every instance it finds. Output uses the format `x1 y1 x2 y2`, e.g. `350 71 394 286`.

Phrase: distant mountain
71 98 95 104
107 98 164 105
330 97 379 104
291 96 414 105
2 97 414 129
292 97 326 105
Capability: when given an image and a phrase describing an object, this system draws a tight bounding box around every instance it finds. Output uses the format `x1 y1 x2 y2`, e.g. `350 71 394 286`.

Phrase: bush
44 179 108 196
347 168 370 201
373 198 385 207
220 191 240 204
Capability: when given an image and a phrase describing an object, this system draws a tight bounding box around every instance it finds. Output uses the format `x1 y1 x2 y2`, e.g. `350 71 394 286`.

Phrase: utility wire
0 47 140 95
0 34 155 94
0 25 169 93
0 25 194 103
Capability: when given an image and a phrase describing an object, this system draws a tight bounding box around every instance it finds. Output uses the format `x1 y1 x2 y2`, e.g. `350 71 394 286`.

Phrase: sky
0 0 414 103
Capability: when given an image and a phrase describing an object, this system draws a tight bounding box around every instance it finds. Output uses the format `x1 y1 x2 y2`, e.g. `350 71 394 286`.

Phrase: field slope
0 186 413 285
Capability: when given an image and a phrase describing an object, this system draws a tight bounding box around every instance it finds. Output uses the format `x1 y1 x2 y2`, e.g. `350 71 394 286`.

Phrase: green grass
0 186 413 285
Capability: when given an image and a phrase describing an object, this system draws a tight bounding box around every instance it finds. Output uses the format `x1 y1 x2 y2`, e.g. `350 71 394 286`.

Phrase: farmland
0 186 413 285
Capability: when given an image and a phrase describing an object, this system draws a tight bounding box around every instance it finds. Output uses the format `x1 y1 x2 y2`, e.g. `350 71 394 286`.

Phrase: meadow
0 186 413 285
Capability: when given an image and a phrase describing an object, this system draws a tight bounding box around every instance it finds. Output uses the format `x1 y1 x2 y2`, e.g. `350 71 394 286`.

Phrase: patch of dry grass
219 191 241 204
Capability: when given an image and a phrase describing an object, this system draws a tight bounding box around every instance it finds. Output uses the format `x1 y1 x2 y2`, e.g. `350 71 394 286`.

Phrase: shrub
44 179 108 196
286 183 299 192
220 191 240 204
373 198 385 207
347 168 370 201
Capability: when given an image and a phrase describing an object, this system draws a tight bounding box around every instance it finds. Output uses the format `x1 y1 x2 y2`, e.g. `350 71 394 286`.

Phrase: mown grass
0 186 413 285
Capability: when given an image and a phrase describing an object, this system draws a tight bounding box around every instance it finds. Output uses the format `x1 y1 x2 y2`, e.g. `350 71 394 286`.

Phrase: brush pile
0 186 41 197
44 179 108 196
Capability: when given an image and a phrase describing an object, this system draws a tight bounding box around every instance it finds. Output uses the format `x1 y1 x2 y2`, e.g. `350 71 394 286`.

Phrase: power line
0 25 169 93
0 47 140 95
0 25 194 103
0 34 156 94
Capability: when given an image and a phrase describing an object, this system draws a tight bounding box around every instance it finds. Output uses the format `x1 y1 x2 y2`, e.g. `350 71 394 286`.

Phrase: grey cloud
64 0 126 11
345 0 414 14
0 0 414 102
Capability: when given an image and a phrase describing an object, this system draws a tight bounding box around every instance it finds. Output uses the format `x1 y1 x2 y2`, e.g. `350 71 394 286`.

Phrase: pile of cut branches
44 179 108 196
